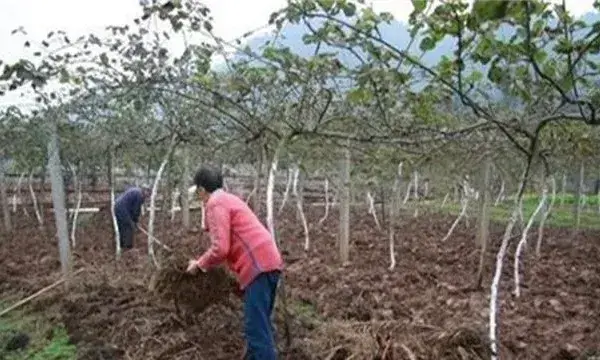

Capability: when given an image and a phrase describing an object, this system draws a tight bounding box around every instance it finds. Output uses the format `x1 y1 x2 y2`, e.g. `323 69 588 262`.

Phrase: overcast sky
0 0 596 111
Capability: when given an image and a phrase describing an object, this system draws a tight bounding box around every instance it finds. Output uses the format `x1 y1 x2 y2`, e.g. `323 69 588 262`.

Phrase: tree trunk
339 142 351 265
574 161 584 230
147 135 177 267
106 149 113 189
251 145 265 215
560 173 566 206
388 162 403 270
379 187 386 226
48 120 72 276
475 157 492 288
0 160 11 232
181 147 191 229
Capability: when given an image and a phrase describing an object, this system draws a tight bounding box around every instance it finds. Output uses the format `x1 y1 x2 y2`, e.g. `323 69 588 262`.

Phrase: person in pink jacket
186 166 283 359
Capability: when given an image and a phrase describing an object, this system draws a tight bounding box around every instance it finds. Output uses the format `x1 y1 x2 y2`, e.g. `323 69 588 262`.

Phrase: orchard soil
1 203 599 359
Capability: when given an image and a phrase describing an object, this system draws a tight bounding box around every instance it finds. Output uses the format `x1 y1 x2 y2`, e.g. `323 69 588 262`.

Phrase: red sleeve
196 204 230 270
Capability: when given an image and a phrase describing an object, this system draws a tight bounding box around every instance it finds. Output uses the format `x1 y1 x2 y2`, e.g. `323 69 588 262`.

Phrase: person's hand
186 259 206 274
186 259 198 274
233 285 244 298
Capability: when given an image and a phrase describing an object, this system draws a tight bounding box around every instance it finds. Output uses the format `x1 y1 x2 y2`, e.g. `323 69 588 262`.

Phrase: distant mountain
227 11 600 104
237 11 600 66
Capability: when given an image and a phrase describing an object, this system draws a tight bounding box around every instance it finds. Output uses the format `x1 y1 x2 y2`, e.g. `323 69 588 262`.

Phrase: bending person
114 185 151 250
186 166 284 360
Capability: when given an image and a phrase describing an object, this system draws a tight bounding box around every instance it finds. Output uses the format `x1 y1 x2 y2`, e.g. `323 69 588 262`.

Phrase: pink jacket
196 189 283 290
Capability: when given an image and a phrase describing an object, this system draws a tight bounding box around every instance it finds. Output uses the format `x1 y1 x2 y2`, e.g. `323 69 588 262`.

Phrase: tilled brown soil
0 204 599 359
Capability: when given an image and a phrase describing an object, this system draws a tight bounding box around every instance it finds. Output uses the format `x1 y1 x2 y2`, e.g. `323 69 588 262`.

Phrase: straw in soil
304 320 508 360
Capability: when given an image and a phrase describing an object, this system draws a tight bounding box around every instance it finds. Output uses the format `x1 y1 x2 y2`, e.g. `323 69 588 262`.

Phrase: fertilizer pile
59 254 244 360
150 251 238 314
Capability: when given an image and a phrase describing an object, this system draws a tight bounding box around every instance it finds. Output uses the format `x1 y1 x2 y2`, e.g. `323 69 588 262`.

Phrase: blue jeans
243 271 280 360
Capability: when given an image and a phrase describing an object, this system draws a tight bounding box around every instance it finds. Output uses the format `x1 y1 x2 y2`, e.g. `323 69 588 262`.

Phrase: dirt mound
149 251 237 314
60 265 243 360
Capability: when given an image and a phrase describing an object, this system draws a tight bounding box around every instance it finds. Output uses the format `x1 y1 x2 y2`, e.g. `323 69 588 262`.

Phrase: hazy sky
0 0 596 110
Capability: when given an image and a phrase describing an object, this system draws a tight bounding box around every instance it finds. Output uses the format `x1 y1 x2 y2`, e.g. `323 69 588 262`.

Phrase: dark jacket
114 187 144 225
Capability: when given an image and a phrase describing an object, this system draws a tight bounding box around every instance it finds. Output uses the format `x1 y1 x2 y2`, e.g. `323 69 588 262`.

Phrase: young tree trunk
379 187 386 225
29 171 43 227
251 145 265 214
339 143 351 265
441 193 449 208
70 163 83 248
278 168 292 215
181 147 191 229
293 166 310 251
489 157 534 360
366 191 381 230
148 136 177 267
266 143 282 242
106 149 113 189
402 172 412 205
412 170 419 200
295 168 305 223
514 183 548 297
536 176 556 257
597 171 600 214
11 172 25 214
48 120 71 276
494 177 505 206
574 161 584 231
475 157 492 288
442 180 470 243
560 173 567 207
318 178 330 226
388 162 403 270
110 180 121 259
0 161 11 232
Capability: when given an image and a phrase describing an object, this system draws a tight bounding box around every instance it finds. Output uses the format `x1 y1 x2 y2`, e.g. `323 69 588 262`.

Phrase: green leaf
347 87 372 103
472 0 509 21
585 59 598 70
411 0 427 13
317 0 335 11
394 72 410 84
488 62 503 83
419 37 436 51
59 68 70 83
99 53 109 66
204 21 213 32
342 2 356 17
0 65 14 80
554 38 573 54
466 70 483 83
533 49 547 64
472 37 494 64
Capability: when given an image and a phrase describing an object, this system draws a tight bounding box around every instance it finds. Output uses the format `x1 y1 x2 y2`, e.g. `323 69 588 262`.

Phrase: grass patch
521 193 599 207
0 304 76 360
419 199 600 230
287 298 321 328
